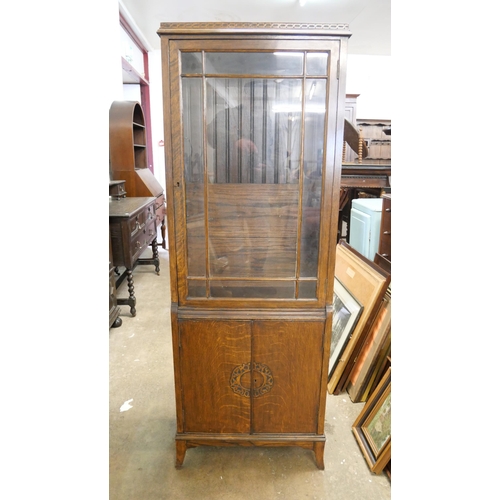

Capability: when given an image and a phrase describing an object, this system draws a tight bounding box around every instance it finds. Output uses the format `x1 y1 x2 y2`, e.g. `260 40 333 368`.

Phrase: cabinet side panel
179 320 251 433
252 320 324 434
349 208 371 258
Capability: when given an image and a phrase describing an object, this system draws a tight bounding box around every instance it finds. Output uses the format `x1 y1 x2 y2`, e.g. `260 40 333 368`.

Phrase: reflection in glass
179 51 328 300
300 79 326 279
187 280 206 298
306 52 328 76
298 281 317 299
181 52 203 74
182 78 206 277
205 52 303 76
207 183 298 279
206 78 302 184
210 281 295 299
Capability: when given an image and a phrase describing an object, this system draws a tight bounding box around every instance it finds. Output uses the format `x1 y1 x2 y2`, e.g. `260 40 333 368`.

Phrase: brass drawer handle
133 219 145 231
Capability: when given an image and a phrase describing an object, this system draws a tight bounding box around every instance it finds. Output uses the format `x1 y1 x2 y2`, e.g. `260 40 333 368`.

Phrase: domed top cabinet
157 21 351 469
109 100 166 247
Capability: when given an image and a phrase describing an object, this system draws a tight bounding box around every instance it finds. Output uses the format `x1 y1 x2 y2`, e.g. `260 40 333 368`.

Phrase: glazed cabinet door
166 38 344 307
178 320 252 433
252 321 324 434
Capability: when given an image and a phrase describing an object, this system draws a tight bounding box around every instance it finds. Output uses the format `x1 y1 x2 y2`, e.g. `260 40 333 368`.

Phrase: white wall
345 55 391 119
149 50 167 192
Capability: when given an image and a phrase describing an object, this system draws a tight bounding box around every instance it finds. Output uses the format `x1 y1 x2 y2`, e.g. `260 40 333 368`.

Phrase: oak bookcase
157 21 351 469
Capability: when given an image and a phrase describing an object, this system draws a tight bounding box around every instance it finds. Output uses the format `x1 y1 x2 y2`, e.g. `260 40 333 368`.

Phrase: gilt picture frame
328 277 363 381
352 367 391 474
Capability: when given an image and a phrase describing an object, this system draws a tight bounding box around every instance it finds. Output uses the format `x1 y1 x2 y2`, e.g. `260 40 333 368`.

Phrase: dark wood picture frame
352 367 391 474
328 277 363 381
346 293 391 402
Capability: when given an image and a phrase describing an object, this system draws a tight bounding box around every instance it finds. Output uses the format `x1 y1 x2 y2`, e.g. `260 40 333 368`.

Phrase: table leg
152 238 160 275
117 269 136 317
161 217 166 249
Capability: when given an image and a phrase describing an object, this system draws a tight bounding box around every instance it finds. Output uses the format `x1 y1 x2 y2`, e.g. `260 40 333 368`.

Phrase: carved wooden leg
117 269 136 316
175 441 187 468
126 269 136 317
313 442 325 470
152 238 160 275
161 218 166 249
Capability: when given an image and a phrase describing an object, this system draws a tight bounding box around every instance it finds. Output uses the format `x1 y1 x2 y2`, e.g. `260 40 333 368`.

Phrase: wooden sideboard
109 196 159 317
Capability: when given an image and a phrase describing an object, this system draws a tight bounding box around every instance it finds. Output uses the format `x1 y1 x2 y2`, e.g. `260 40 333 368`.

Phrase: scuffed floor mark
120 399 133 412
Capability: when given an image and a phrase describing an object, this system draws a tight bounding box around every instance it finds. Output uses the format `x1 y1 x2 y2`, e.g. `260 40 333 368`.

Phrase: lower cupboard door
252 320 324 434
179 320 252 433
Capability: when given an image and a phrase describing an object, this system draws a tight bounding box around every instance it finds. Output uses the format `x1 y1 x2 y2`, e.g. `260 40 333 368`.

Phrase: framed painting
328 278 363 381
346 294 391 403
352 367 391 474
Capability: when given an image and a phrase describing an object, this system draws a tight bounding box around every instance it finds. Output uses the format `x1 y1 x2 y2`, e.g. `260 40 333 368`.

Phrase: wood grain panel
179 320 251 433
252 321 324 434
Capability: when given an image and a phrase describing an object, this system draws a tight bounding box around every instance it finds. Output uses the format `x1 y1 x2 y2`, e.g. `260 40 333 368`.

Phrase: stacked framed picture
328 242 390 395
352 367 391 474
328 278 363 382
346 284 391 403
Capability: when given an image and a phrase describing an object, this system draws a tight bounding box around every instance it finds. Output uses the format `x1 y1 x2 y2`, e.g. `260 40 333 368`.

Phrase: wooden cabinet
109 100 167 248
343 94 360 163
109 196 159 316
378 193 391 261
178 318 324 434
109 180 127 199
356 119 391 164
158 21 351 469
349 198 383 261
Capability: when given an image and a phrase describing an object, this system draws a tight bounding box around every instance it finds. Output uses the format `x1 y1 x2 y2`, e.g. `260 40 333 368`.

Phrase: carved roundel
230 362 274 398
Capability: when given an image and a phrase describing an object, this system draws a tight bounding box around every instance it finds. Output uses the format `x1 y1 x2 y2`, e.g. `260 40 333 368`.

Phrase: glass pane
206 78 302 184
181 52 202 74
187 280 206 297
205 77 302 281
210 280 295 299
182 78 206 278
205 52 303 76
306 52 328 76
298 280 317 299
207 184 299 279
300 79 326 278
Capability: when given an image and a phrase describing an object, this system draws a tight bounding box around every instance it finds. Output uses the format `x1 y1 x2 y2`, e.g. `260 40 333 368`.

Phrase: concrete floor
109 244 391 500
